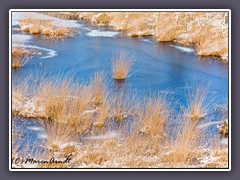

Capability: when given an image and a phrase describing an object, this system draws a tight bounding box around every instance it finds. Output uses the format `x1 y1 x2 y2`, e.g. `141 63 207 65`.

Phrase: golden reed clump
12 48 33 69
111 51 134 80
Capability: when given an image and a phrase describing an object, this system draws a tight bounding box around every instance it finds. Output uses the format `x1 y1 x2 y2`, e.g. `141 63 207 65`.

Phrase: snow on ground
169 44 195 53
221 138 228 145
12 34 32 45
197 121 222 129
37 133 47 139
27 126 44 132
12 12 81 28
141 38 154 43
13 44 57 59
82 131 120 140
86 29 119 37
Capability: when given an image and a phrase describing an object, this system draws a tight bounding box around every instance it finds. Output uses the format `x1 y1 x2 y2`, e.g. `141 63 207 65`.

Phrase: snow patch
86 29 119 37
27 126 44 132
12 34 32 45
13 44 57 59
38 133 47 139
221 138 228 145
82 131 120 140
169 45 195 53
141 38 154 43
198 121 222 129
12 12 80 28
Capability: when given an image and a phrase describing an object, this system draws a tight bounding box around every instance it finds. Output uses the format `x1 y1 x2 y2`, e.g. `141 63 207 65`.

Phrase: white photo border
9 9 231 171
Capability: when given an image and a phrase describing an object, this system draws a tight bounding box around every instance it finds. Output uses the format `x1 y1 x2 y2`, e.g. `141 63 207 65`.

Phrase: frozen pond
11 12 229 153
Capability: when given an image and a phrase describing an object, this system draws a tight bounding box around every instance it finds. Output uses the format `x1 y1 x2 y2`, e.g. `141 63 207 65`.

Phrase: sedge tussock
164 120 203 165
110 92 136 122
140 96 170 138
184 83 213 121
12 48 33 69
35 80 70 121
111 51 134 80
93 105 109 129
91 72 107 106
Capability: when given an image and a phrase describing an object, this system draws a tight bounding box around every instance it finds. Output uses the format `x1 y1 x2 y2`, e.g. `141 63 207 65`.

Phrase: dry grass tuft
35 79 70 121
80 151 109 165
38 80 93 146
110 92 135 122
184 83 212 121
93 102 109 128
164 121 202 165
19 17 73 39
218 120 228 137
111 51 134 80
91 72 107 106
12 48 32 69
140 96 170 138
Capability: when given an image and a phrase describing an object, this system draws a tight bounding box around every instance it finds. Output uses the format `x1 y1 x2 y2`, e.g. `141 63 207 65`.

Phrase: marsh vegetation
19 17 74 39
11 11 229 169
12 71 228 168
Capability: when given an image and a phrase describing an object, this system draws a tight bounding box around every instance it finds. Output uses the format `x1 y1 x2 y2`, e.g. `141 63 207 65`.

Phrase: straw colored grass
19 17 73 39
111 51 134 80
184 83 212 121
13 75 94 147
110 92 135 122
39 82 93 148
164 121 202 165
12 72 228 168
218 120 228 137
93 98 109 128
91 72 106 106
140 96 170 138
12 48 32 69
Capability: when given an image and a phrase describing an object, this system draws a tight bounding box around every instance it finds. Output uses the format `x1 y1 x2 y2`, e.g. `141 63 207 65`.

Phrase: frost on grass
15 12 79 39
12 73 228 168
